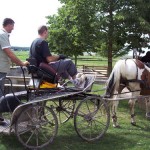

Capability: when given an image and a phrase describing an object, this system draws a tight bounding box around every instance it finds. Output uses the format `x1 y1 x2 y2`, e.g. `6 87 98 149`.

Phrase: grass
0 84 150 150
0 113 150 150
46 99 150 150
13 51 117 67
14 51 29 61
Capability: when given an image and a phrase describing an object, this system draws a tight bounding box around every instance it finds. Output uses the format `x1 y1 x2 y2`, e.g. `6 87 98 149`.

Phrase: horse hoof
113 124 120 128
131 122 136 126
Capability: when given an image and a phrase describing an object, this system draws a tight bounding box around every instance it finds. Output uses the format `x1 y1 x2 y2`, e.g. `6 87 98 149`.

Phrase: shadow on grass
0 121 149 150
45 121 150 150
48 132 139 150
0 134 26 150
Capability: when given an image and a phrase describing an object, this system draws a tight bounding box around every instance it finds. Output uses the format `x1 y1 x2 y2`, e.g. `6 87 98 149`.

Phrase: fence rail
77 65 108 84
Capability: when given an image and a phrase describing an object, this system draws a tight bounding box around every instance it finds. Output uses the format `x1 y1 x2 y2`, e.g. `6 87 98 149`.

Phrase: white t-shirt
0 29 11 73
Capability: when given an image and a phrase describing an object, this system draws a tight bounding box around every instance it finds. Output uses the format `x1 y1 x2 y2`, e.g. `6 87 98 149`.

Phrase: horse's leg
128 99 136 126
128 88 141 126
111 86 125 128
111 97 120 128
145 97 150 119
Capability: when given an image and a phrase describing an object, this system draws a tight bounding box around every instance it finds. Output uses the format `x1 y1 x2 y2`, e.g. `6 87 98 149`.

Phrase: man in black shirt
29 25 86 88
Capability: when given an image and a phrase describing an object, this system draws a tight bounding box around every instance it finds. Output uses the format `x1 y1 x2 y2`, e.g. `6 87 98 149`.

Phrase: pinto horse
105 59 150 127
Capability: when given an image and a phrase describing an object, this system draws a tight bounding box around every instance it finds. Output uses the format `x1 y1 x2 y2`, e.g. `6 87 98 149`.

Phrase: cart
0 63 110 149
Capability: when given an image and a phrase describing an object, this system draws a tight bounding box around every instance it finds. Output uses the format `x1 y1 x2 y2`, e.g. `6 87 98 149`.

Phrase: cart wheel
74 96 110 142
15 104 58 149
52 99 76 124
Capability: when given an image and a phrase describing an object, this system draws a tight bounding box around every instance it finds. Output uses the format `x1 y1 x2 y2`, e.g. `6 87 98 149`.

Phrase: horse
104 58 150 127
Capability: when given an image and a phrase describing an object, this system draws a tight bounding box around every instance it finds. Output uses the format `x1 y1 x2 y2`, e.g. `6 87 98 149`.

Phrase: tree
93 0 150 74
46 0 150 74
47 0 100 65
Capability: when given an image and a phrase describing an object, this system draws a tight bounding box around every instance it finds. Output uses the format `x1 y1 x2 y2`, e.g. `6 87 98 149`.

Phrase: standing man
0 18 29 124
29 25 87 88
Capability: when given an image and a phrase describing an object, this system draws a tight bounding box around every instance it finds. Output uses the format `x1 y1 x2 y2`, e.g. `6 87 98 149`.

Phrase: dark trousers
49 59 77 79
0 73 7 97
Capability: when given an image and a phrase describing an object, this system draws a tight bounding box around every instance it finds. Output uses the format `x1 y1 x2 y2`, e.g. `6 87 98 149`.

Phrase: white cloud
0 0 61 46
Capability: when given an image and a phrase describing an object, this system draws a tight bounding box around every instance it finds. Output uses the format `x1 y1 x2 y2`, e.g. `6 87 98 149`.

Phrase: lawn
13 51 116 67
0 83 149 150
0 99 149 150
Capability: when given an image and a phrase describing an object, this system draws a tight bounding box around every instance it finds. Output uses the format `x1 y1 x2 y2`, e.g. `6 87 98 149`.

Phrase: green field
13 51 114 67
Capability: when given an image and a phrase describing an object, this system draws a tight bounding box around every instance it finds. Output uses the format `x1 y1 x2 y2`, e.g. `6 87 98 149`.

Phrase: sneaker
76 73 84 78
84 75 95 91
74 74 87 89
0 119 9 126
0 117 4 122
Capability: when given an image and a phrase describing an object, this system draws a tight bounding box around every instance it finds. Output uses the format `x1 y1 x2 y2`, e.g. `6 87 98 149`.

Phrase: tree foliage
46 0 150 72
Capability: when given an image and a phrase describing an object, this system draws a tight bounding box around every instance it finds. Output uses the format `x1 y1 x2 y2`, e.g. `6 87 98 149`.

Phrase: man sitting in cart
29 25 90 88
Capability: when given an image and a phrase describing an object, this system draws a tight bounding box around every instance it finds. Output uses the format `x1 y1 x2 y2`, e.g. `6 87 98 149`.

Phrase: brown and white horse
105 59 150 127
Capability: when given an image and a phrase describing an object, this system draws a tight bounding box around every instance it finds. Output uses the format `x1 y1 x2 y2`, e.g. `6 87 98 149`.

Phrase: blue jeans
0 72 7 98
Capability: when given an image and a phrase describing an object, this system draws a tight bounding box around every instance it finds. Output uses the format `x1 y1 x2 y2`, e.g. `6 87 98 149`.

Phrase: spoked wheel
15 104 58 149
52 99 76 124
74 96 110 142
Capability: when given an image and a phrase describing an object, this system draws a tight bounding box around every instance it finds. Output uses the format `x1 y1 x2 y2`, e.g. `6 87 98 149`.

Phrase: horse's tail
104 70 115 98
104 60 122 98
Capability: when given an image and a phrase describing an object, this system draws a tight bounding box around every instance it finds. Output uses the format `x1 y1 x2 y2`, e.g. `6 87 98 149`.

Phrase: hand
23 61 30 66
59 54 67 60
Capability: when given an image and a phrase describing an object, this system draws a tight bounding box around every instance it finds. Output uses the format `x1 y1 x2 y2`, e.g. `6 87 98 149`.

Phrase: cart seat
27 58 60 84
39 62 60 82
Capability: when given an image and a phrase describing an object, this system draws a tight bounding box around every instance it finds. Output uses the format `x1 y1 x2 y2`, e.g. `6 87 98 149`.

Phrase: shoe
74 74 87 89
85 76 94 87
83 75 95 91
0 119 9 126
76 73 84 78
0 117 4 122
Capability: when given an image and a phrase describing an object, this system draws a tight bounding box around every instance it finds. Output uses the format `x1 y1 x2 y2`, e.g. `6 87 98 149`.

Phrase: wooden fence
4 65 108 93
77 65 108 84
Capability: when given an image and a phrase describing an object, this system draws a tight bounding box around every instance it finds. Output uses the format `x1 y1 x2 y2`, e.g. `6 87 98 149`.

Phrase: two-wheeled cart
0 62 110 149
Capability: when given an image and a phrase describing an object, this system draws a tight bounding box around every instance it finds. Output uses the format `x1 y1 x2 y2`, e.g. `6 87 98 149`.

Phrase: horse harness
120 59 150 89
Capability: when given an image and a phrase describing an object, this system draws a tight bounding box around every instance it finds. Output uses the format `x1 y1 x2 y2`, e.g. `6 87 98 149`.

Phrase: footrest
83 74 96 92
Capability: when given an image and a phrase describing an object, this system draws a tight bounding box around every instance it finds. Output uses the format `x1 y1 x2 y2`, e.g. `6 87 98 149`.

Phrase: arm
40 41 67 63
40 41 59 63
0 33 28 66
46 55 59 63
46 54 67 63
3 48 29 66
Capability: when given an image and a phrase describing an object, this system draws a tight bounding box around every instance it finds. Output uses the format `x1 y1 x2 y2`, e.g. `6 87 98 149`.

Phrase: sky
0 0 62 47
